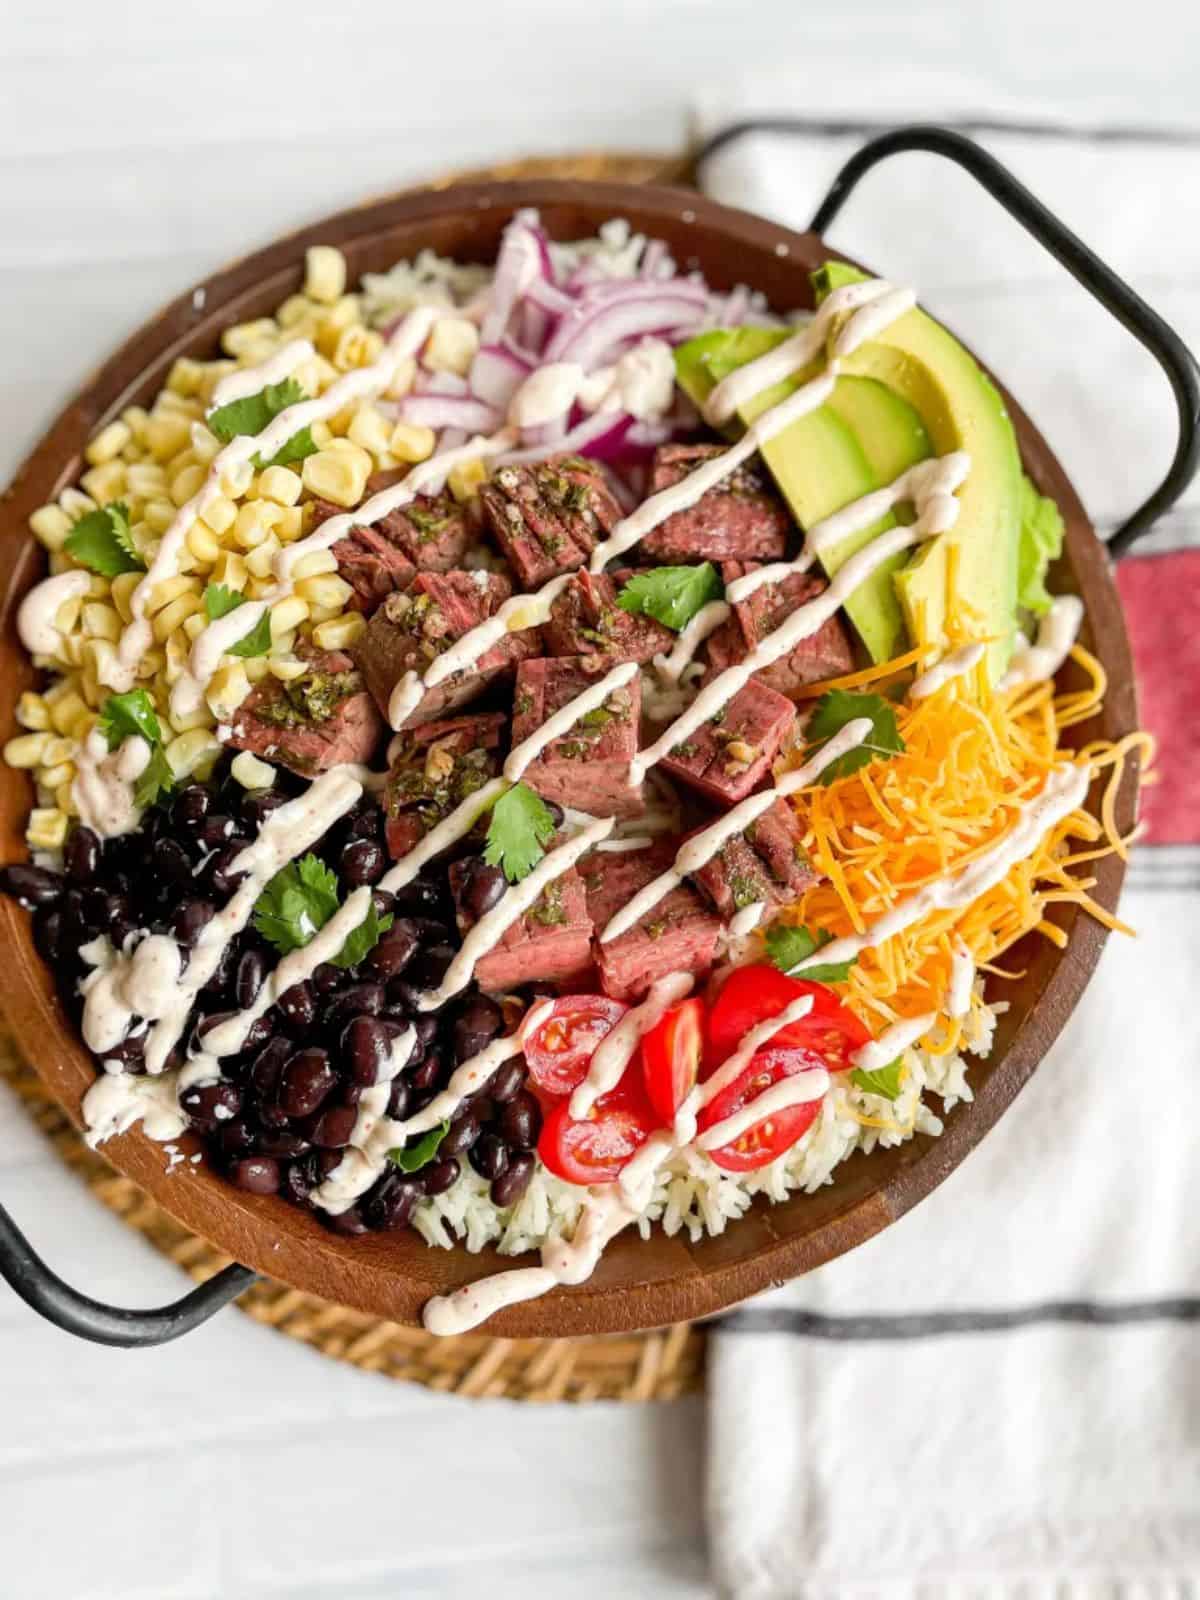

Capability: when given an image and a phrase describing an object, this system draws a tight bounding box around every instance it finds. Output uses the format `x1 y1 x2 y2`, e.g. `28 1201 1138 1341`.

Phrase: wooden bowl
0 180 1138 1336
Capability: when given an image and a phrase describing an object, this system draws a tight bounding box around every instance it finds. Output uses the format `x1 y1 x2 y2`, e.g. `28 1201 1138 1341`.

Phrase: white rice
413 990 999 1257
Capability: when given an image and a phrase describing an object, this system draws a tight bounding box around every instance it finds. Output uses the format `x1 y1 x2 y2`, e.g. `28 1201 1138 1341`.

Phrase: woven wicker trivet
0 148 708 1401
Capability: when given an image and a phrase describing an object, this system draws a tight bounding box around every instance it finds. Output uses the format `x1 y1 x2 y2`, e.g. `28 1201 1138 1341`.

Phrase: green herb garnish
806 689 905 784
97 689 175 809
64 501 144 578
331 901 393 970
483 782 555 883
203 584 273 657
616 562 723 632
252 853 393 965
850 1059 904 1100
207 378 316 470
765 923 856 984
388 1121 450 1174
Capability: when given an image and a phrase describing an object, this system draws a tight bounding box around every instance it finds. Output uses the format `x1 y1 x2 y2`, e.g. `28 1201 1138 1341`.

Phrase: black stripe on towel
714 1297 1200 1339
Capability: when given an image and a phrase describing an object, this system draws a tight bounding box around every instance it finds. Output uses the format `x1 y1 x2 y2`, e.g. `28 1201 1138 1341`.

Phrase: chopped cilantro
806 690 905 784
252 854 341 955
616 563 723 632
850 1059 904 1100
765 922 856 984
207 377 316 470
64 501 144 578
97 689 175 810
483 782 555 883
202 584 272 657
388 1121 450 1174
331 901 393 970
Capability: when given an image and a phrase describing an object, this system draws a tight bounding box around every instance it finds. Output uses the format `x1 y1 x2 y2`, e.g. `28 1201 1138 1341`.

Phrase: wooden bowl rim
0 177 1138 1337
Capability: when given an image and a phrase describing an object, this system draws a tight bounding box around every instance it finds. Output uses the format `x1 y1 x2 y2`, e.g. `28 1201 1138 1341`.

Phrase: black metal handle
0 1199 257 1347
698 121 1200 557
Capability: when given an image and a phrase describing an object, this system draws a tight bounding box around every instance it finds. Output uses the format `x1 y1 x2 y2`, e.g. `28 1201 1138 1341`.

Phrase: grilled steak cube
582 841 722 1003
448 857 593 992
704 561 854 698
480 455 623 589
354 570 540 728
640 443 791 564
543 569 675 667
691 798 817 918
659 678 796 805
312 489 472 615
383 713 506 860
511 655 644 819
228 648 383 777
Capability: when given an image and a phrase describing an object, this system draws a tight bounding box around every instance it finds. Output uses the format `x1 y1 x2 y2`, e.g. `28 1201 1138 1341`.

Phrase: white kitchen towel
696 101 1200 1598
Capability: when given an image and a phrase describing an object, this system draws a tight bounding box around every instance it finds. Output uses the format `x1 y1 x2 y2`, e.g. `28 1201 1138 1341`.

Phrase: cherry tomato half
698 1046 826 1172
537 1076 658 1186
524 995 629 1098
707 963 869 1073
641 998 705 1125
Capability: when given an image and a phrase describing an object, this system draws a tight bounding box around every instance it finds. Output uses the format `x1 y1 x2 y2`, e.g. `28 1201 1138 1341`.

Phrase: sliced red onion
544 290 708 370
516 300 550 356
525 276 574 315
518 415 568 451
414 369 470 397
498 409 632 467
469 343 533 411
640 238 669 279
397 394 504 433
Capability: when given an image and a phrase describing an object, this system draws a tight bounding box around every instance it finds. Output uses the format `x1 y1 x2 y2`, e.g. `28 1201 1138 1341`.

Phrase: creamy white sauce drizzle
508 362 584 428
651 600 731 686
909 640 986 701
17 569 92 657
210 339 314 408
82 1067 188 1150
309 1026 416 1215
727 900 766 938
947 938 975 1020
694 1067 829 1152
569 972 694 1119
849 1012 936 1075
998 595 1084 693
503 660 637 783
379 777 507 892
71 729 151 839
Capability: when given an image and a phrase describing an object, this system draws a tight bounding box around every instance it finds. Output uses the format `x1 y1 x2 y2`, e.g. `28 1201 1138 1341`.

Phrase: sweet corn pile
7 245 490 853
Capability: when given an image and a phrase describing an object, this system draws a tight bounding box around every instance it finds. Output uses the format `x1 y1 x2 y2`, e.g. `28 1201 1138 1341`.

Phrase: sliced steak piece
383 712 506 860
543 568 675 667
312 490 473 615
659 678 796 805
703 560 854 698
511 655 644 819
228 647 384 777
448 857 593 992
691 798 817 918
480 455 623 590
582 841 722 1003
354 570 540 728
639 443 791 564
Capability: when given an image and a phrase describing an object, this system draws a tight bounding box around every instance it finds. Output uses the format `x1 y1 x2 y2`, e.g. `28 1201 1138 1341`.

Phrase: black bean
498 1090 541 1151
201 938 237 996
342 1015 391 1086
365 920 419 980
64 826 101 883
235 949 268 1010
102 1030 146 1069
311 962 342 995
326 981 384 1024
0 864 63 908
384 978 422 1014
252 1127 313 1159
208 845 248 899
441 1113 481 1158
276 980 316 1033
279 1047 336 1118
78 887 110 935
341 838 385 888
282 1158 315 1206
32 906 65 963
413 1015 440 1050
405 942 456 990
240 790 285 829
309 1102 359 1149
229 1156 280 1194
455 856 507 923
469 1133 509 1181
326 1206 369 1236
386 1078 411 1119
345 805 383 841
452 993 503 1063
487 1057 525 1105
175 785 212 827
409 1054 442 1092
421 1156 460 1197
248 1037 290 1112
197 813 237 850
362 1172 421 1231
216 1118 256 1159
491 1150 535 1208
180 1079 243 1133
371 889 396 921
173 897 215 946
390 878 444 918
152 837 195 888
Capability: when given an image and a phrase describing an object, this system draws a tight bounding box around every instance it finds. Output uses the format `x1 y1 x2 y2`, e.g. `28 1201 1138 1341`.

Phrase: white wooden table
1 2 1193 1593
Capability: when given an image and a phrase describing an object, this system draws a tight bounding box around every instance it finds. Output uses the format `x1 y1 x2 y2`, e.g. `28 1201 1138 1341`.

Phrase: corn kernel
448 457 488 504
109 571 142 623
4 732 51 768
186 522 222 565
189 422 221 464
16 693 50 731
305 245 347 305
126 462 167 500
81 460 127 505
207 660 252 721
148 574 199 612
301 445 371 509
220 459 255 500
389 421 436 464
383 355 417 401
202 497 236 537
245 534 281 579
81 603 121 642
52 593 84 637
82 639 117 688
154 388 201 419
244 577 274 601
144 415 191 462
291 548 339 580
122 405 150 442
152 592 203 642
274 505 305 544
312 613 366 651
39 761 75 791
165 728 222 781
231 503 272 550
346 404 392 458
59 488 97 523
29 504 73 552
86 420 132 467
40 735 76 768
266 654 308 682
169 461 207 507
167 356 206 398
231 750 276 790
270 596 309 638
310 420 334 449
425 317 479 377
277 293 314 329
333 325 383 372
257 465 303 506
143 498 176 534
221 319 278 359
295 573 353 610
212 551 248 591
56 780 78 817
26 809 69 851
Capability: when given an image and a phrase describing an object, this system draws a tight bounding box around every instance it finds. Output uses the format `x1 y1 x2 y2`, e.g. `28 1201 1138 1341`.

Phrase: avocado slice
813 263 1023 680
675 331 924 663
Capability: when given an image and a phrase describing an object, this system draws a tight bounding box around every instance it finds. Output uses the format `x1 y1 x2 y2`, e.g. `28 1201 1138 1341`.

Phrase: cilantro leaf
616 563 723 632
64 502 144 578
388 1121 450 1174
1017 474 1065 617
202 585 273 658
98 689 163 752
252 854 340 955
332 903 393 970
135 744 177 810
765 923 856 983
806 689 905 784
207 378 316 470
483 782 555 883
850 1059 904 1100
